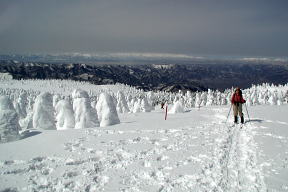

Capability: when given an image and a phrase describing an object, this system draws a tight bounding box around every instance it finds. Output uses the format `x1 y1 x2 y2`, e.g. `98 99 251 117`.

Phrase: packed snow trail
196 121 266 192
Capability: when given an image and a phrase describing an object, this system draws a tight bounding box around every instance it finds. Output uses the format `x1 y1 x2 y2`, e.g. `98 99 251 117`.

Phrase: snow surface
0 78 288 191
0 104 288 191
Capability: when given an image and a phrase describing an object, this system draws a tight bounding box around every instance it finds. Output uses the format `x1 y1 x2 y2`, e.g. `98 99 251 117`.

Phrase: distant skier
231 87 246 124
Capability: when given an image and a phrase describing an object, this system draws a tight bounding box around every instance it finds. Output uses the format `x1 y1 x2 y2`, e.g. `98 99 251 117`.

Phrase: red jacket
231 93 246 104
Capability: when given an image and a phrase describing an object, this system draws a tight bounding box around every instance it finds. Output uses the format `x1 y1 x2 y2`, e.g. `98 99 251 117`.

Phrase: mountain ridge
1 60 288 92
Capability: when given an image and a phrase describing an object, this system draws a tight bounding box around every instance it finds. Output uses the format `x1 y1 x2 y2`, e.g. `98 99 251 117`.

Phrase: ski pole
225 104 232 124
165 105 168 120
244 103 251 122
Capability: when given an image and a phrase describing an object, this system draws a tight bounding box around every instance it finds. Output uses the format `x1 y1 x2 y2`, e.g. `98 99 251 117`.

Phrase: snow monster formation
0 95 20 142
14 92 28 119
55 99 75 130
132 99 141 113
72 89 99 129
33 92 56 130
96 92 120 127
140 97 152 112
168 100 185 114
116 91 130 113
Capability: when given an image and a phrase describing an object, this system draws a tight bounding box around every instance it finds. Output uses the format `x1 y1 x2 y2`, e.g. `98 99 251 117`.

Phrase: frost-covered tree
284 90 288 103
194 92 201 108
251 91 259 105
72 89 99 129
146 91 155 109
55 99 75 130
0 96 20 142
19 112 33 130
206 89 214 106
268 91 277 105
96 92 120 127
14 92 28 119
168 100 185 114
200 92 207 106
33 92 56 130
258 92 265 105
27 96 35 112
140 97 152 112
53 94 62 108
184 90 194 108
15 92 33 130
132 99 141 113
116 91 130 113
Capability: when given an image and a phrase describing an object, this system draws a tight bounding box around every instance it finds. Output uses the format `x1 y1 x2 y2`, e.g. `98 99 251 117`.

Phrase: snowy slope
1 104 288 192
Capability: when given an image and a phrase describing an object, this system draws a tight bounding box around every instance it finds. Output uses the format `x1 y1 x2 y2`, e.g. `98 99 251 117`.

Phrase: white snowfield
0 79 288 191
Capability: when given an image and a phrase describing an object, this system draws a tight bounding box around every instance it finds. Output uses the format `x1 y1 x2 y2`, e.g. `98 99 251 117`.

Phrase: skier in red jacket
231 87 246 124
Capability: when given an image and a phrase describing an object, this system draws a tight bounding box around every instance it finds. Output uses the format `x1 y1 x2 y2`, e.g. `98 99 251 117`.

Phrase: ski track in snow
0 108 269 192
197 123 266 192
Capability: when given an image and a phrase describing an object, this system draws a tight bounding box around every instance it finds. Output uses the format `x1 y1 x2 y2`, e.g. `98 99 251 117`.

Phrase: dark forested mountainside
1 60 287 92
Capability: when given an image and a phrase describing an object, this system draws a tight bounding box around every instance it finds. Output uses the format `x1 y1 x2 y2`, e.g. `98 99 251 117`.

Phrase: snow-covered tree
55 99 75 130
206 89 214 106
0 96 20 142
72 89 99 129
116 91 130 113
184 90 194 108
200 92 207 106
33 92 56 130
96 92 120 127
268 91 277 105
132 99 141 113
53 94 62 108
14 92 28 119
168 100 185 114
146 91 155 109
194 92 201 108
140 97 152 112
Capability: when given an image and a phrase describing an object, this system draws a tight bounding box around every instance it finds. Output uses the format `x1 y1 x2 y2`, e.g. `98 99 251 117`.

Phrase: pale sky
0 0 288 57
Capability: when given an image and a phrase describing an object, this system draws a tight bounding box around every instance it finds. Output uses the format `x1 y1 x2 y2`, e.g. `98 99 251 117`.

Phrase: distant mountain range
0 54 288 92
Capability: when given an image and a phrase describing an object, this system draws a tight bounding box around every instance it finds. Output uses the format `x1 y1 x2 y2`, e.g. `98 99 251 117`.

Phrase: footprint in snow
63 171 79 178
65 158 85 165
1 159 26 166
